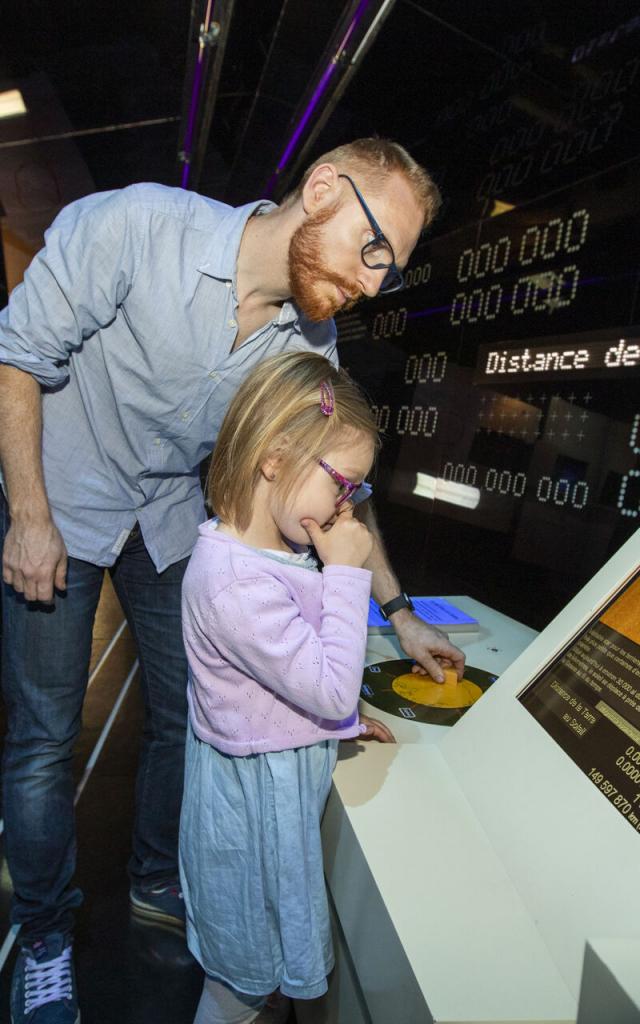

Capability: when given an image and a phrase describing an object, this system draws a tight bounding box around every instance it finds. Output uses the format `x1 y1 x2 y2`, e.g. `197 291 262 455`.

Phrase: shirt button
225 281 232 288
154 438 161 445
209 371 219 381
228 319 237 328
181 411 190 420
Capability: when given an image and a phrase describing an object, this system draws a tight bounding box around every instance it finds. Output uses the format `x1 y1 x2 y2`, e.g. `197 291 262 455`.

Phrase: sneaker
129 880 185 930
10 932 79 1023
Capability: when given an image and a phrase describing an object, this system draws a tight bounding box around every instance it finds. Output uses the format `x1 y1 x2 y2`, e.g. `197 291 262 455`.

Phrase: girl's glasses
318 459 363 507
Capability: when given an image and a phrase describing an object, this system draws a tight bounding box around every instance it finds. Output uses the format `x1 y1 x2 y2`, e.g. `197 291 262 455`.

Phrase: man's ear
301 163 341 215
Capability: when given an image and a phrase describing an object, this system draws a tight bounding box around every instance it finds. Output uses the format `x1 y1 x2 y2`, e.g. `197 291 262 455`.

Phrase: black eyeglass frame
338 173 405 294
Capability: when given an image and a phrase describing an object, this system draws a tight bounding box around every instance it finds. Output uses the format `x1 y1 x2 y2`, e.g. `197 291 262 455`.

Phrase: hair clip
319 380 334 416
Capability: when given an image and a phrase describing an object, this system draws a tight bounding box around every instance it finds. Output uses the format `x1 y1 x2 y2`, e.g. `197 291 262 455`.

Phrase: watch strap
379 592 414 620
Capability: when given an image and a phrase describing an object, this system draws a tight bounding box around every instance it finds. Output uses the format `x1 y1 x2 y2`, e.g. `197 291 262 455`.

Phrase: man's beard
288 205 360 322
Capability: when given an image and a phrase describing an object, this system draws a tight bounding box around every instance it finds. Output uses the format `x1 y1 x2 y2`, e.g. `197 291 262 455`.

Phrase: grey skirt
179 724 338 1000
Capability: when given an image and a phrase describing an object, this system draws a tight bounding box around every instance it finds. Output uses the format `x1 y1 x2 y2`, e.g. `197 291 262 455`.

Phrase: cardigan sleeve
201 565 372 721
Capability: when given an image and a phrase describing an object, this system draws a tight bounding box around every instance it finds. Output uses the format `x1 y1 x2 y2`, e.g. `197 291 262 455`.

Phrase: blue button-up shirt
0 183 337 570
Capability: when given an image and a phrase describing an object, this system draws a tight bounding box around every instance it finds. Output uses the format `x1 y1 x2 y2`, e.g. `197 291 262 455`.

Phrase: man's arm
0 187 141 601
0 365 67 602
355 499 465 681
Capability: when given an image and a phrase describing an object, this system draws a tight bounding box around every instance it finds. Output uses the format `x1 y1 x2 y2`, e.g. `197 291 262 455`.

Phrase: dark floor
0 578 205 1022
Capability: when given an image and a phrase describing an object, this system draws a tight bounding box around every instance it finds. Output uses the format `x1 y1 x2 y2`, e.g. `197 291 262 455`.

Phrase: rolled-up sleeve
0 188 141 388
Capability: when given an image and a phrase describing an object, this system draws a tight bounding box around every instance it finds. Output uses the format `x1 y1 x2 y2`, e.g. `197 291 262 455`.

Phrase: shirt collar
196 199 276 282
197 198 301 330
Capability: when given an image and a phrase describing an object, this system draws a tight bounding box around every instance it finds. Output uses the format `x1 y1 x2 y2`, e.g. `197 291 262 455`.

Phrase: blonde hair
285 137 441 229
207 352 380 530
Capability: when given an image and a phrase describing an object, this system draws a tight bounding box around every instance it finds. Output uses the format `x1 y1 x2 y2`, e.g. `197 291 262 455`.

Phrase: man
0 137 464 1022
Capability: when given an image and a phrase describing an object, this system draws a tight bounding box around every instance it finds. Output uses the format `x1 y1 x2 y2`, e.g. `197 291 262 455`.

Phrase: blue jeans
0 493 189 941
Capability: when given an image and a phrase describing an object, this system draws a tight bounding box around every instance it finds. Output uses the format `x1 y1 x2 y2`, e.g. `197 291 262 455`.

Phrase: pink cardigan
182 521 372 755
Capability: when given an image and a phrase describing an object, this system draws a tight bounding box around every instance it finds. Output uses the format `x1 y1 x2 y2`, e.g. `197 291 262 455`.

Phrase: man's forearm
0 364 50 521
355 500 403 604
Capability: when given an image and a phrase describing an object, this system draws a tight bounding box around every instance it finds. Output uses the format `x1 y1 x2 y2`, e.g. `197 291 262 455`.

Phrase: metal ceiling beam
177 0 235 190
264 0 397 199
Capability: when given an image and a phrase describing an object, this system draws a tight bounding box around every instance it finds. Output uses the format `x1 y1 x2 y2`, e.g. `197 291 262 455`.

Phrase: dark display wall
335 7 640 630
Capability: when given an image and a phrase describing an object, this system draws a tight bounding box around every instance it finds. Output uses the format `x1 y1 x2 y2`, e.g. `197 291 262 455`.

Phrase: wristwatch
379 592 414 620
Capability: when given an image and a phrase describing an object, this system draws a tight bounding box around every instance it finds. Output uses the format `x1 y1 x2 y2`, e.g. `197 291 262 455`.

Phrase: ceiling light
0 89 27 119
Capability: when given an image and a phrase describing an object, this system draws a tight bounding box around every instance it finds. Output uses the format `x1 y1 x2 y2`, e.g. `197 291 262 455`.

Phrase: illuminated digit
519 225 539 265
396 406 410 435
421 262 432 284
443 462 454 482
485 467 498 492
553 479 571 506
383 311 396 339
629 413 640 455
465 465 478 486
484 283 503 320
536 475 553 502
563 210 589 253
404 268 414 288
432 351 447 383
453 463 465 483
457 248 475 282
450 292 467 325
474 243 493 279
371 405 390 432
491 236 511 274
617 469 640 518
531 272 555 312
513 472 527 498
409 406 423 436
372 313 384 340
422 407 439 437
498 470 512 495
415 353 428 382
540 218 563 260
552 264 580 307
404 355 417 384
395 308 408 336
511 275 532 314
466 287 485 323
572 481 589 509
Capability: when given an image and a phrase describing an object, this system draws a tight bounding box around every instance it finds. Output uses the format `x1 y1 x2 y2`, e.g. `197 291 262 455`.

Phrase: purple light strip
181 0 215 189
273 0 372 178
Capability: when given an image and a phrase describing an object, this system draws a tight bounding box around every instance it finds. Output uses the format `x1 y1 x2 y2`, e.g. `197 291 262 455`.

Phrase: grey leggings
193 977 267 1024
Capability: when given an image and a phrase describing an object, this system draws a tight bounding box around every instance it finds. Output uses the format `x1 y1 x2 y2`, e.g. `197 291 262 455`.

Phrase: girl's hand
359 713 395 742
301 506 373 568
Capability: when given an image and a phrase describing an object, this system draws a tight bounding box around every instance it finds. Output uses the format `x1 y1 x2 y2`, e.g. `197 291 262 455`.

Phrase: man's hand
391 611 465 682
2 517 68 602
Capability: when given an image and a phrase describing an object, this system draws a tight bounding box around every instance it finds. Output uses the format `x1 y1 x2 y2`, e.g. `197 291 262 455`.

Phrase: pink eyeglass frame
318 458 362 507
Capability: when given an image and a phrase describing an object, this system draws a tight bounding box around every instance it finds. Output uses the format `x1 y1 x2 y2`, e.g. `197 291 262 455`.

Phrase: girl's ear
260 435 290 480
260 450 283 482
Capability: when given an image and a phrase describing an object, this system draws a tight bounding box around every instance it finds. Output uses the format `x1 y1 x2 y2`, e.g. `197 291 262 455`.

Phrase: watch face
361 658 497 726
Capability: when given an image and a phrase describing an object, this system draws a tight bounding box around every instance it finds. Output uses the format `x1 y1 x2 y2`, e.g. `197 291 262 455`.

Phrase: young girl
180 351 383 1023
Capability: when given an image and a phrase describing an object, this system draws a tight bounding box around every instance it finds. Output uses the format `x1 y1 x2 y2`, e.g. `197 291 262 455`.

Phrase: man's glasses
318 459 363 508
338 173 404 294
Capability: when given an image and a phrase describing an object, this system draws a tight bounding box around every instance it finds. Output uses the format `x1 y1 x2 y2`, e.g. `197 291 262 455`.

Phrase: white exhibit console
316 530 640 1024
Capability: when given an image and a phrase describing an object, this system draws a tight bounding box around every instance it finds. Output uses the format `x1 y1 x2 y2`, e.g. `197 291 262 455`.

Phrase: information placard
519 573 640 834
